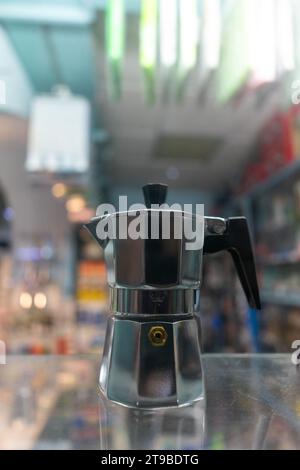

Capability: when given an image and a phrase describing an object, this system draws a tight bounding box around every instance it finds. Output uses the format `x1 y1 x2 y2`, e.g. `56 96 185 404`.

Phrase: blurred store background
0 0 300 359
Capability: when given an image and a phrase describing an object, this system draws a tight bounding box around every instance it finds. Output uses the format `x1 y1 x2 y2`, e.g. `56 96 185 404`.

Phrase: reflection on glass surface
0 355 300 450
99 397 205 450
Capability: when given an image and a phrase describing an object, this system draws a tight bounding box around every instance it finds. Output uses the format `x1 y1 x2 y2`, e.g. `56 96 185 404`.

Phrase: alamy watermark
291 340 300 365
0 339 6 365
94 197 205 251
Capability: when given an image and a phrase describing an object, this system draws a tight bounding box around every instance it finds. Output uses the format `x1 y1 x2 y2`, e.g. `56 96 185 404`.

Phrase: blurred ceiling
0 0 282 192
1 0 97 101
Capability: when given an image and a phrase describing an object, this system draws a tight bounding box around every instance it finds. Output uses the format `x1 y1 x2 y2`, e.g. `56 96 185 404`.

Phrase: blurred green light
106 0 125 99
140 0 157 103
176 0 198 100
216 0 252 104
140 0 157 69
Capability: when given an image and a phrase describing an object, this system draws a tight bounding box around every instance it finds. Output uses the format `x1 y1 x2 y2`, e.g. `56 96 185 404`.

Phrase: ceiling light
166 166 180 181
66 195 86 214
34 292 47 310
52 183 67 198
159 0 177 68
67 207 95 223
201 0 221 70
178 0 198 72
276 0 295 73
19 292 32 310
251 0 277 84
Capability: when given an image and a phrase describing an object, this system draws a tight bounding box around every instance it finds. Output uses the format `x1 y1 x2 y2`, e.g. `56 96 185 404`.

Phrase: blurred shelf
255 224 294 236
261 289 300 307
241 159 300 200
0 387 59 450
258 251 300 266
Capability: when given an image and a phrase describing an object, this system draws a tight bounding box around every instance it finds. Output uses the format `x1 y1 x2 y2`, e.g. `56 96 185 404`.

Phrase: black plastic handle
203 217 261 310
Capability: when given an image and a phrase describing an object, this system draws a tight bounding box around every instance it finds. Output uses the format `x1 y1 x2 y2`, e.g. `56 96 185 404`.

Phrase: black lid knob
142 184 168 208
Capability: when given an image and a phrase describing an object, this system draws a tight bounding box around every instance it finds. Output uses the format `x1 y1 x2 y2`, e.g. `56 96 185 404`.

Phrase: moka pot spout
84 216 109 250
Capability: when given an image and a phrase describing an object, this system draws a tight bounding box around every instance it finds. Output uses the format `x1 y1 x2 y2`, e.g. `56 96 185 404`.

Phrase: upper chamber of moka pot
85 184 213 316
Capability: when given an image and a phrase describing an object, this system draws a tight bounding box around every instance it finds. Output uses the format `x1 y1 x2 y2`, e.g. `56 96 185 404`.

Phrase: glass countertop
0 354 299 450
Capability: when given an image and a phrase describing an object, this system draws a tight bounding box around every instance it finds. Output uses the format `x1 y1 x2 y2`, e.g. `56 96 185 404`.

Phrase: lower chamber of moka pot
99 316 205 409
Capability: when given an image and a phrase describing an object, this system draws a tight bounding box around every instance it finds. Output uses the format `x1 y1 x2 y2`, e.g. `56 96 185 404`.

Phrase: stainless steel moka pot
85 184 260 409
